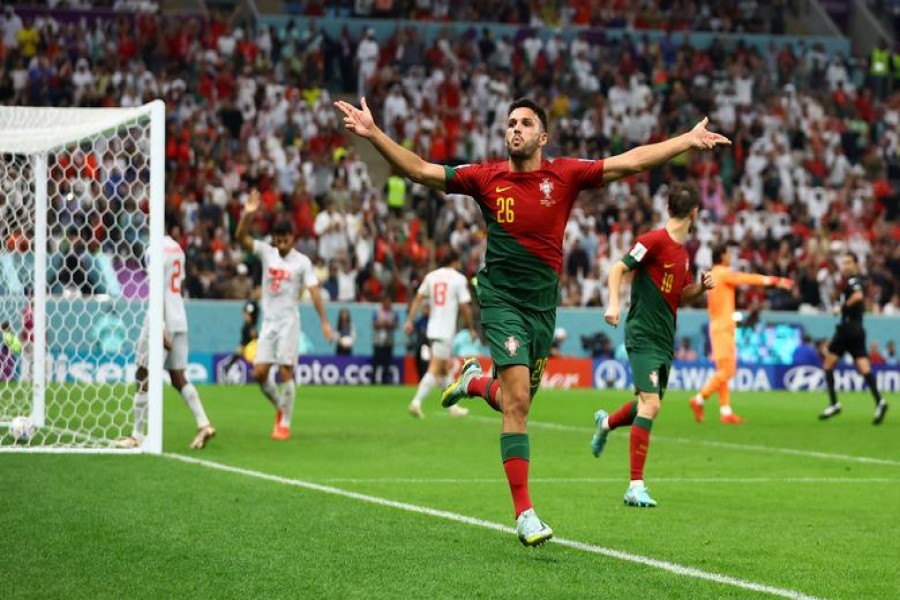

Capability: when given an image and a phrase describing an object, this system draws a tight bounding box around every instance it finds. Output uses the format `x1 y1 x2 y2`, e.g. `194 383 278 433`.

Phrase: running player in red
335 96 729 545
590 184 715 507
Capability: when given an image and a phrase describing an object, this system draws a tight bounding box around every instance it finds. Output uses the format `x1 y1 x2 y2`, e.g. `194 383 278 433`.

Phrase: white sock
440 375 453 389
261 379 280 407
629 479 644 489
279 380 296 427
411 372 436 408
693 393 705 406
601 416 610 431
180 384 210 429
132 392 148 440
720 405 733 417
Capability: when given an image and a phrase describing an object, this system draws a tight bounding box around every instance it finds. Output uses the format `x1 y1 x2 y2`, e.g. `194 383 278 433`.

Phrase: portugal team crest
504 335 520 357
539 178 556 207
649 370 659 387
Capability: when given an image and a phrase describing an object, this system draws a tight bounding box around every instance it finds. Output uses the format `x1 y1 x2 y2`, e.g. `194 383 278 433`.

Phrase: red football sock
608 400 637 430
503 457 532 517
467 376 501 412
630 417 653 481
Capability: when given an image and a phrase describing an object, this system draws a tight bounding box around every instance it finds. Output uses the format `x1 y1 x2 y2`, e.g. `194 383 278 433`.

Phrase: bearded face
840 254 858 278
505 107 547 160
273 233 295 256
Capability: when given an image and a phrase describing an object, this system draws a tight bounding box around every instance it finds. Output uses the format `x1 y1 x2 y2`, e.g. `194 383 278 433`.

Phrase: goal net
0 101 165 454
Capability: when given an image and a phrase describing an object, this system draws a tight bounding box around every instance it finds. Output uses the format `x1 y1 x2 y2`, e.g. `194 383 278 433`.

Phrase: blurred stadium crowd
0 3 897 316
305 0 790 34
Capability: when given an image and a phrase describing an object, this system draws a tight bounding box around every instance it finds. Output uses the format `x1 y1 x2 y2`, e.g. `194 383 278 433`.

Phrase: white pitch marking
164 453 824 600
0 423 134 453
468 416 900 467
315 477 898 485
0 446 142 454
655 436 900 467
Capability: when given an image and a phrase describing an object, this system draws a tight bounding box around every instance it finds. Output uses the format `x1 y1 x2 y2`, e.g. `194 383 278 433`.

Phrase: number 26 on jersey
496 196 515 223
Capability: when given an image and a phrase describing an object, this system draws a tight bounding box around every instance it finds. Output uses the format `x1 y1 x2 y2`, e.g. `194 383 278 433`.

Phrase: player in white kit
235 190 334 441
404 251 477 418
119 234 216 450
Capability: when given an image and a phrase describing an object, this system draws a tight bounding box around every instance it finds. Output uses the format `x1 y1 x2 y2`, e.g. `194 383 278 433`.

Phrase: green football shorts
627 350 672 399
479 299 555 399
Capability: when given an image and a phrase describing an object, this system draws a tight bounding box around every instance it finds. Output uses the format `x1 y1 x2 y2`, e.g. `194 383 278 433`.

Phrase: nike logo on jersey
495 185 513 193
663 262 675 269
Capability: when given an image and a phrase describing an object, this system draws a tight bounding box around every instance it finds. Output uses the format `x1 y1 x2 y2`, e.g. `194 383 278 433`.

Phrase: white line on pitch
0 446 142 454
164 453 823 600
655 436 900 467
468 416 900 467
315 476 899 485
0 423 133 453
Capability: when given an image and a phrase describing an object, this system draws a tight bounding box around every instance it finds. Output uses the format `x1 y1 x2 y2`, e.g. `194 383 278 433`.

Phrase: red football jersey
445 158 605 311
623 228 692 317
621 228 693 355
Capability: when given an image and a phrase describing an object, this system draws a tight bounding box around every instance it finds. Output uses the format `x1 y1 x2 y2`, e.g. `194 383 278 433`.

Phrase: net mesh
0 112 153 449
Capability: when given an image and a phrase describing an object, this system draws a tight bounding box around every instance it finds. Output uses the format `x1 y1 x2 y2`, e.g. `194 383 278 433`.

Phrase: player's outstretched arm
334 97 447 190
729 272 794 289
602 117 730 183
234 189 261 253
308 285 335 343
604 261 630 328
681 270 715 305
403 293 424 336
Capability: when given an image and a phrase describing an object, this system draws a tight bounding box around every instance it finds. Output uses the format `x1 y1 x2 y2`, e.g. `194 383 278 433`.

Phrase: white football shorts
255 318 300 366
429 338 453 361
136 324 188 371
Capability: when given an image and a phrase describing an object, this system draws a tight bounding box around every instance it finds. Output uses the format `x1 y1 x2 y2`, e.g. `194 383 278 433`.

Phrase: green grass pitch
2 385 898 599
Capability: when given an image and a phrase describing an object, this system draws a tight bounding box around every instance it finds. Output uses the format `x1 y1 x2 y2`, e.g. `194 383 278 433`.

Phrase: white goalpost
0 101 165 454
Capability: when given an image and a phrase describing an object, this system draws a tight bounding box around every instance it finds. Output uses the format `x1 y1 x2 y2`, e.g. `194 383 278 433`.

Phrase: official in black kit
819 253 889 424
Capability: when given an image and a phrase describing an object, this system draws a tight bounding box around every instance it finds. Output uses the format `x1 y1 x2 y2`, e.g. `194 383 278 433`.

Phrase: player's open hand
701 270 715 290
403 321 414 336
322 322 335 344
690 117 731 151
604 305 621 328
245 188 261 214
334 97 377 138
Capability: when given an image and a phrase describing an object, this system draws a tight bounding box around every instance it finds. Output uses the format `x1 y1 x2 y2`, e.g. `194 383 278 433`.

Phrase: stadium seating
0 4 895 315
